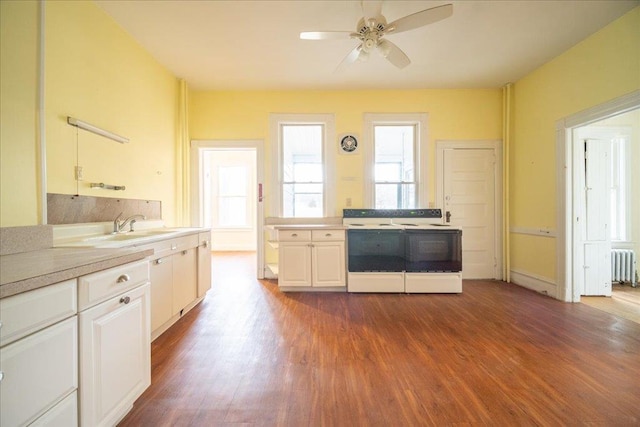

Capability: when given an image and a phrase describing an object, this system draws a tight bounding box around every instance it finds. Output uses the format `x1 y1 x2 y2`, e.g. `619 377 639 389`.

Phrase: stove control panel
343 209 442 218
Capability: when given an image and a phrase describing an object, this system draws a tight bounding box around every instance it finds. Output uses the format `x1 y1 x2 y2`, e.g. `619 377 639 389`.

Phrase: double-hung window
364 113 428 208
610 135 630 242
270 114 336 218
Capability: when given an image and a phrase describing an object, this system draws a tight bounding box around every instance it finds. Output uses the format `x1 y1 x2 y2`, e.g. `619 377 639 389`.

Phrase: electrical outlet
75 166 83 181
346 197 352 207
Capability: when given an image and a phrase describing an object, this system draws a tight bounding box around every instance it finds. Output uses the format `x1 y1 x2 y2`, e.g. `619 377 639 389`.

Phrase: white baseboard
510 269 557 298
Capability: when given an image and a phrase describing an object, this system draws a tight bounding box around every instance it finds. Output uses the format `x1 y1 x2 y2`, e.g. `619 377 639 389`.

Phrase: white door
443 148 497 279
582 139 611 296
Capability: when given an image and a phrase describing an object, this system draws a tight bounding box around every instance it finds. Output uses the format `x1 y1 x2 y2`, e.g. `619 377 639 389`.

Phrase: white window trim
269 113 336 218
363 113 428 208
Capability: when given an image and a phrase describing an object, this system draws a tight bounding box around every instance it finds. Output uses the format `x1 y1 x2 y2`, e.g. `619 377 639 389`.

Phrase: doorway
191 140 265 279
556 91 639 302
436 140 503 279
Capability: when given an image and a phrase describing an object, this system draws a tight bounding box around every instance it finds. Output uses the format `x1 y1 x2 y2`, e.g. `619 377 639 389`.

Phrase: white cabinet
139 233 204 340
279 242 312 286
172 247 197 315
197 231 212 298
150 255 173 332
0 280 78 427
78 260 151 427
278 229 346 289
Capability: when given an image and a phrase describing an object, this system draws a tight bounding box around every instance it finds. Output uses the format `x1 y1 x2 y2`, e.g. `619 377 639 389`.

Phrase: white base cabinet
0 316 78 427
78 260 151 427
0 279 78 427
278 229 346 290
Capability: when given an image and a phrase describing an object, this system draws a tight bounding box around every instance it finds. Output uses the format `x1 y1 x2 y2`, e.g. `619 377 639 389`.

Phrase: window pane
219 197 247 226
282 124 324 217
283 183 323 217
218 166 247 196
283 125 323 182
293 163 323 182
374 126 414 182
375 184 415 209
374 125 416 208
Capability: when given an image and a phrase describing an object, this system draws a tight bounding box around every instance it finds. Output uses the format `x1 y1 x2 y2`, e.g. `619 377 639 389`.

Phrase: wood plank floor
119 252 640 426
582 282 640 324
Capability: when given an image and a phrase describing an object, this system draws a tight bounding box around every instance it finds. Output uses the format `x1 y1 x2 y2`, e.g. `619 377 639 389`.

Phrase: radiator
611 249 637 287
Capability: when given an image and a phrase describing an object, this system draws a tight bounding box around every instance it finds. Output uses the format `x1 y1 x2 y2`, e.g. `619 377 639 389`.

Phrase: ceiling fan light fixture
357 46 370 62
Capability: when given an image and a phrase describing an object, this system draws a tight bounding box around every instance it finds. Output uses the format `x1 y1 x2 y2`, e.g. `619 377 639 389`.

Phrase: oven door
347 229 405 272
405 229 462 272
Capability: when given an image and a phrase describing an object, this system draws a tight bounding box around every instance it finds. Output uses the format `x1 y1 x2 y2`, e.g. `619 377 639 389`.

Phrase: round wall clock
339 134 358 154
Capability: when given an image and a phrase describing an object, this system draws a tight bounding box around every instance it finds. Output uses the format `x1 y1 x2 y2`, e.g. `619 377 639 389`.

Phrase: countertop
268 224 347 230
0 246 153 299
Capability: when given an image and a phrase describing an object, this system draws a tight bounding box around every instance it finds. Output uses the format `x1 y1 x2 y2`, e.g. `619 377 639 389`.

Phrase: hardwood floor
119 252 640 426
581 283 640 324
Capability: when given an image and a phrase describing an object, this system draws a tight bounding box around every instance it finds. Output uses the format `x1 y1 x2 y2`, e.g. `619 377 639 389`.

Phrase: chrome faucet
113 213 146 233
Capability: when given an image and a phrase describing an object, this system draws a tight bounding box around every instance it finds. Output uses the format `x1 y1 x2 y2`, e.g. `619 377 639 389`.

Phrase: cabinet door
279 243 312 287
0 317 77 427
172 248 197 315
312 242 346 287
197 236 212 298
79 284 150 427
150 256 173 332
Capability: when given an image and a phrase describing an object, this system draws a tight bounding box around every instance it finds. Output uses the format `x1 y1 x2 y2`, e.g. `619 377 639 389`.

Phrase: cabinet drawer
0 279 77 347
0 316 78 427
278 230 311 241
137 234 199 260
312 229 345 242
78 260 149 311
30 390 77 427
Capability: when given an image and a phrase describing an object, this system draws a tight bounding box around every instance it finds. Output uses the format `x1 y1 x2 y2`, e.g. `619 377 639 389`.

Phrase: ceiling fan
300 1 453 70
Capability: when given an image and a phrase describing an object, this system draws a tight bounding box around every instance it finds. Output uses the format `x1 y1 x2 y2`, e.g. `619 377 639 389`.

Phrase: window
217 166 248 227
610 136 630 241
364 113 428 208
270 114 336 217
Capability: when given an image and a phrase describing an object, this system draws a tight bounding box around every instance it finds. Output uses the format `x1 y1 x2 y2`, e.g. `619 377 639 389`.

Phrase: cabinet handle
325 233 332 237
182 250 188 255
156 258 163 264
291 233 298 237
202 240 209 248
171 245 177 250
116 274 130 283
120 296 131 304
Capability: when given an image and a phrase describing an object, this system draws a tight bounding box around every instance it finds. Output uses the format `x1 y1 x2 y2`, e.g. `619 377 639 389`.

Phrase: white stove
343 209 462 294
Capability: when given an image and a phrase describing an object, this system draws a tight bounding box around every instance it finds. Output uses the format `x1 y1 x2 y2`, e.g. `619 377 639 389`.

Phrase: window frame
269 113 336 218
363 113 428 208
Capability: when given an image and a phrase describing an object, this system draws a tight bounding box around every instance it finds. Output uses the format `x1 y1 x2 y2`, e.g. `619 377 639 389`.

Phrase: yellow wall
45 1 180 225
0 0 40 226
190 89 503 212
511 7 640 280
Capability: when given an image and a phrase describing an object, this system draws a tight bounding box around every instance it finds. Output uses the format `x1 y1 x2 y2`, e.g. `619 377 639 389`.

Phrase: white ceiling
94 0 638 90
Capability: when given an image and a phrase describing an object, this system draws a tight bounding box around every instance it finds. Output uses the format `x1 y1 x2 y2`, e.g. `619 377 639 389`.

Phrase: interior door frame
435 140 503 280
555 90 639 302
190 139 265 279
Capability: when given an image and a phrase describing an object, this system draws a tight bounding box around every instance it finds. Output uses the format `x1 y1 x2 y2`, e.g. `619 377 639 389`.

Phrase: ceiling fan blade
379 39 410 69
361 0 382 28
387 4 453 35
335 45 363 72
300 31 353 40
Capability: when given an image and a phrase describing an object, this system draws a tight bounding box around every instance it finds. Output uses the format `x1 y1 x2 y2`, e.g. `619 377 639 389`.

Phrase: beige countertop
269 224 347 230
0 246 153 299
